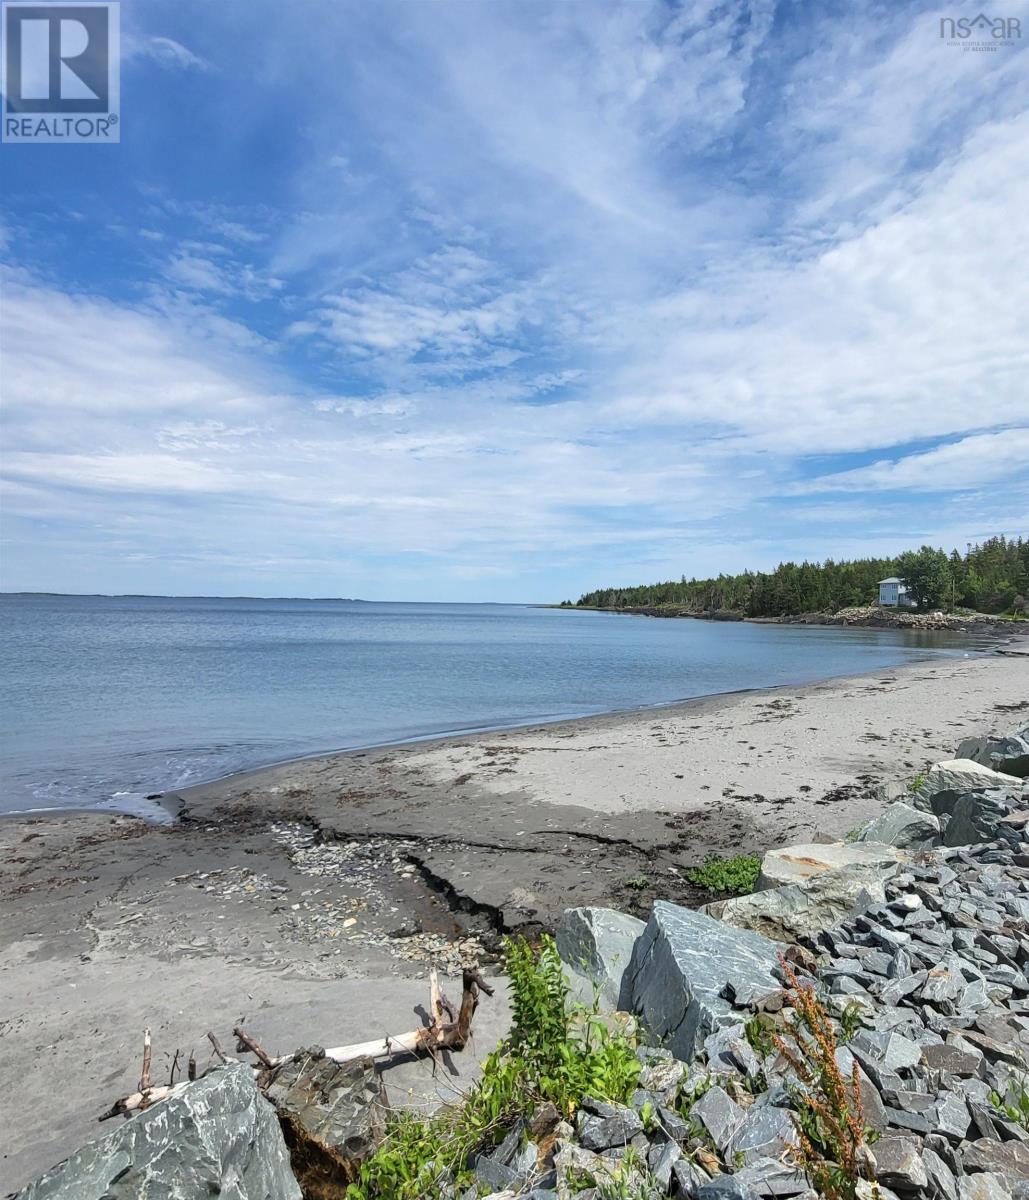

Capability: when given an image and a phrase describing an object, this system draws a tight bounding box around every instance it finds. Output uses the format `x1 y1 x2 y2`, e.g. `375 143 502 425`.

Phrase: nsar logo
939 11 1021 49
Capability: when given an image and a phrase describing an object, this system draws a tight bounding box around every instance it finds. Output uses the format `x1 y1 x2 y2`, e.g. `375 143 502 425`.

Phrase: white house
878 577 915 608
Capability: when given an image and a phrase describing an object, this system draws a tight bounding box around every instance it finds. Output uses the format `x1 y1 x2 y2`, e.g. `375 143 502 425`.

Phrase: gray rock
672 1158 712 1199
577 1105 643 1151
17 1063 301 1200
959 1174 1013 1200
657 1104 692 1145
854 1063 889 1132
706 862 894 944
620 902 781 1062
476 1156 519 1191
692 1085 746 1153
920 1043 983 1076
696 1177 759 1200
703 1024 762 1078
511 1140 540 1179
556 906 645 1011
647 1138 680 1192
915 759 1021 816
956 733 1029 779
883 1106 931 1134
945 789 1021 847
728 1104 799 1165
264 1049 385 1187
963 1141 1029 1182
934 1091 970 1141
873 1136 929 1192
923 1147 959 1200
855 802 941 849
756 842 908 889
731 1160 808 1197
851 1030 922 1074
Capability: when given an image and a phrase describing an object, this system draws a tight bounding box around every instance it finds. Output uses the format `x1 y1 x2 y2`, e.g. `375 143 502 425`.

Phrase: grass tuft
687 854 761 895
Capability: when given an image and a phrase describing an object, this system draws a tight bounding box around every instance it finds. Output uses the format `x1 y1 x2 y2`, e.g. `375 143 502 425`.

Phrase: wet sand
1 647 1027 1191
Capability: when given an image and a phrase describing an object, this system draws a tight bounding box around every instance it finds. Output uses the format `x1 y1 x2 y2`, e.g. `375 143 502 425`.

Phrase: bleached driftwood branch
100 966 493 1120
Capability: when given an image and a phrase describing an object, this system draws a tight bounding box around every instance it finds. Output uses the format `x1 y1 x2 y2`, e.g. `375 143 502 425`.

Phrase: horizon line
0 591 539 604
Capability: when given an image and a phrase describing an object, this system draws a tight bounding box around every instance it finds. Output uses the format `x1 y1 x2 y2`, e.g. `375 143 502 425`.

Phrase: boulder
872 1135 929 1192
706 861 894 944
728 1105 799 1166
913 759 1021 816
944 788 1022 847
963 1140 1029 1182
556 907 645 1011
16 1062 301 1200
692 1085 745 1154
873 780 911 805
855 802 941 849
959 1175 1014 1200
264 1049 386 1190
757 842 908 890
619 901 781 1062
956 732 1029 779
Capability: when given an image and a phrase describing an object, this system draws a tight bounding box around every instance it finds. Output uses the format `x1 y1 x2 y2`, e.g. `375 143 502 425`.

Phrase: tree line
568 536 1029 617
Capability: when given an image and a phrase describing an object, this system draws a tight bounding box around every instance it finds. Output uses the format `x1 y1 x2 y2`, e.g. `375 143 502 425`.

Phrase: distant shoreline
560 602 1024 636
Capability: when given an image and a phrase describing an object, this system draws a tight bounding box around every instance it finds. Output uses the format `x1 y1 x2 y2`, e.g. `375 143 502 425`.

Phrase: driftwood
299 967 494 1068
100 966 494 1121
99 1029 188 1121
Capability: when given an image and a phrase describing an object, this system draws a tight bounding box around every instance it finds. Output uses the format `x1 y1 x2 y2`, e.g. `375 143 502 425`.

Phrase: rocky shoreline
587 604 1025 637
10 707 1029 1197
4 653 1029 1196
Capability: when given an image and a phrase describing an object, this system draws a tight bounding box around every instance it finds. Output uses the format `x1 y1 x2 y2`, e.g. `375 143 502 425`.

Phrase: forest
571 536 1029 617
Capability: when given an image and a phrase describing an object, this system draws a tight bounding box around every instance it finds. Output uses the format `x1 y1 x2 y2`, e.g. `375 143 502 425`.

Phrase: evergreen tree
895 546 951 610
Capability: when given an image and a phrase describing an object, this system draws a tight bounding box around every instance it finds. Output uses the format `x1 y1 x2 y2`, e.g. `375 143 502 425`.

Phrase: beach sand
1 647 1026 1191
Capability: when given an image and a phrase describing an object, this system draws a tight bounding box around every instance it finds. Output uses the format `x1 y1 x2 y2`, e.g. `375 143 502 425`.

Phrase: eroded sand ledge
1 648 1027 1190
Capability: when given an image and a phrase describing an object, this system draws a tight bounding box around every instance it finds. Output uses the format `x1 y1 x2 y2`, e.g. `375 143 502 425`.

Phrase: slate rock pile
480 830 1029 1199
468 724 1029 1200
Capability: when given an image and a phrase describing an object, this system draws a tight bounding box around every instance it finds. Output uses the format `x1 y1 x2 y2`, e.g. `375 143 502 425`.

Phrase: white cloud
598 107 1029 456
123 34 211 72
796 430 1029 493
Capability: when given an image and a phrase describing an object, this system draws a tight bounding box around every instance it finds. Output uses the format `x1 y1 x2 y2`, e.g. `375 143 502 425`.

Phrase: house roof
879 577 903 585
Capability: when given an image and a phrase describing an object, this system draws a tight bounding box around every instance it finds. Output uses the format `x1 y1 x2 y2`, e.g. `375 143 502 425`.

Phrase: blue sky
1 0 1027 601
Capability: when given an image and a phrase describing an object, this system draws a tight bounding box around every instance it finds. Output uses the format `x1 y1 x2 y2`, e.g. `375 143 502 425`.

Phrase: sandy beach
2 647 1027 1192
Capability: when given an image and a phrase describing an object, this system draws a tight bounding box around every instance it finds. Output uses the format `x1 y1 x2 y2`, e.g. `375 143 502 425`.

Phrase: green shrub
347 935 641 1200
688 855 761 895
991 1072 1029 1129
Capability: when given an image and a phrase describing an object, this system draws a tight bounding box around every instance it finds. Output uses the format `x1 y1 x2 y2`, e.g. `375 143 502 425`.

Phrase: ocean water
0 594 994 819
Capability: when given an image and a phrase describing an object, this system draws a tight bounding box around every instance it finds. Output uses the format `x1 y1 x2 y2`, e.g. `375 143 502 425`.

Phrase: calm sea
0 594 993 819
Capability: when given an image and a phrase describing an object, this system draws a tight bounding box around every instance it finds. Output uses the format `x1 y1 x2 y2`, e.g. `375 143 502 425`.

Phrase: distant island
564 535 1029 623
